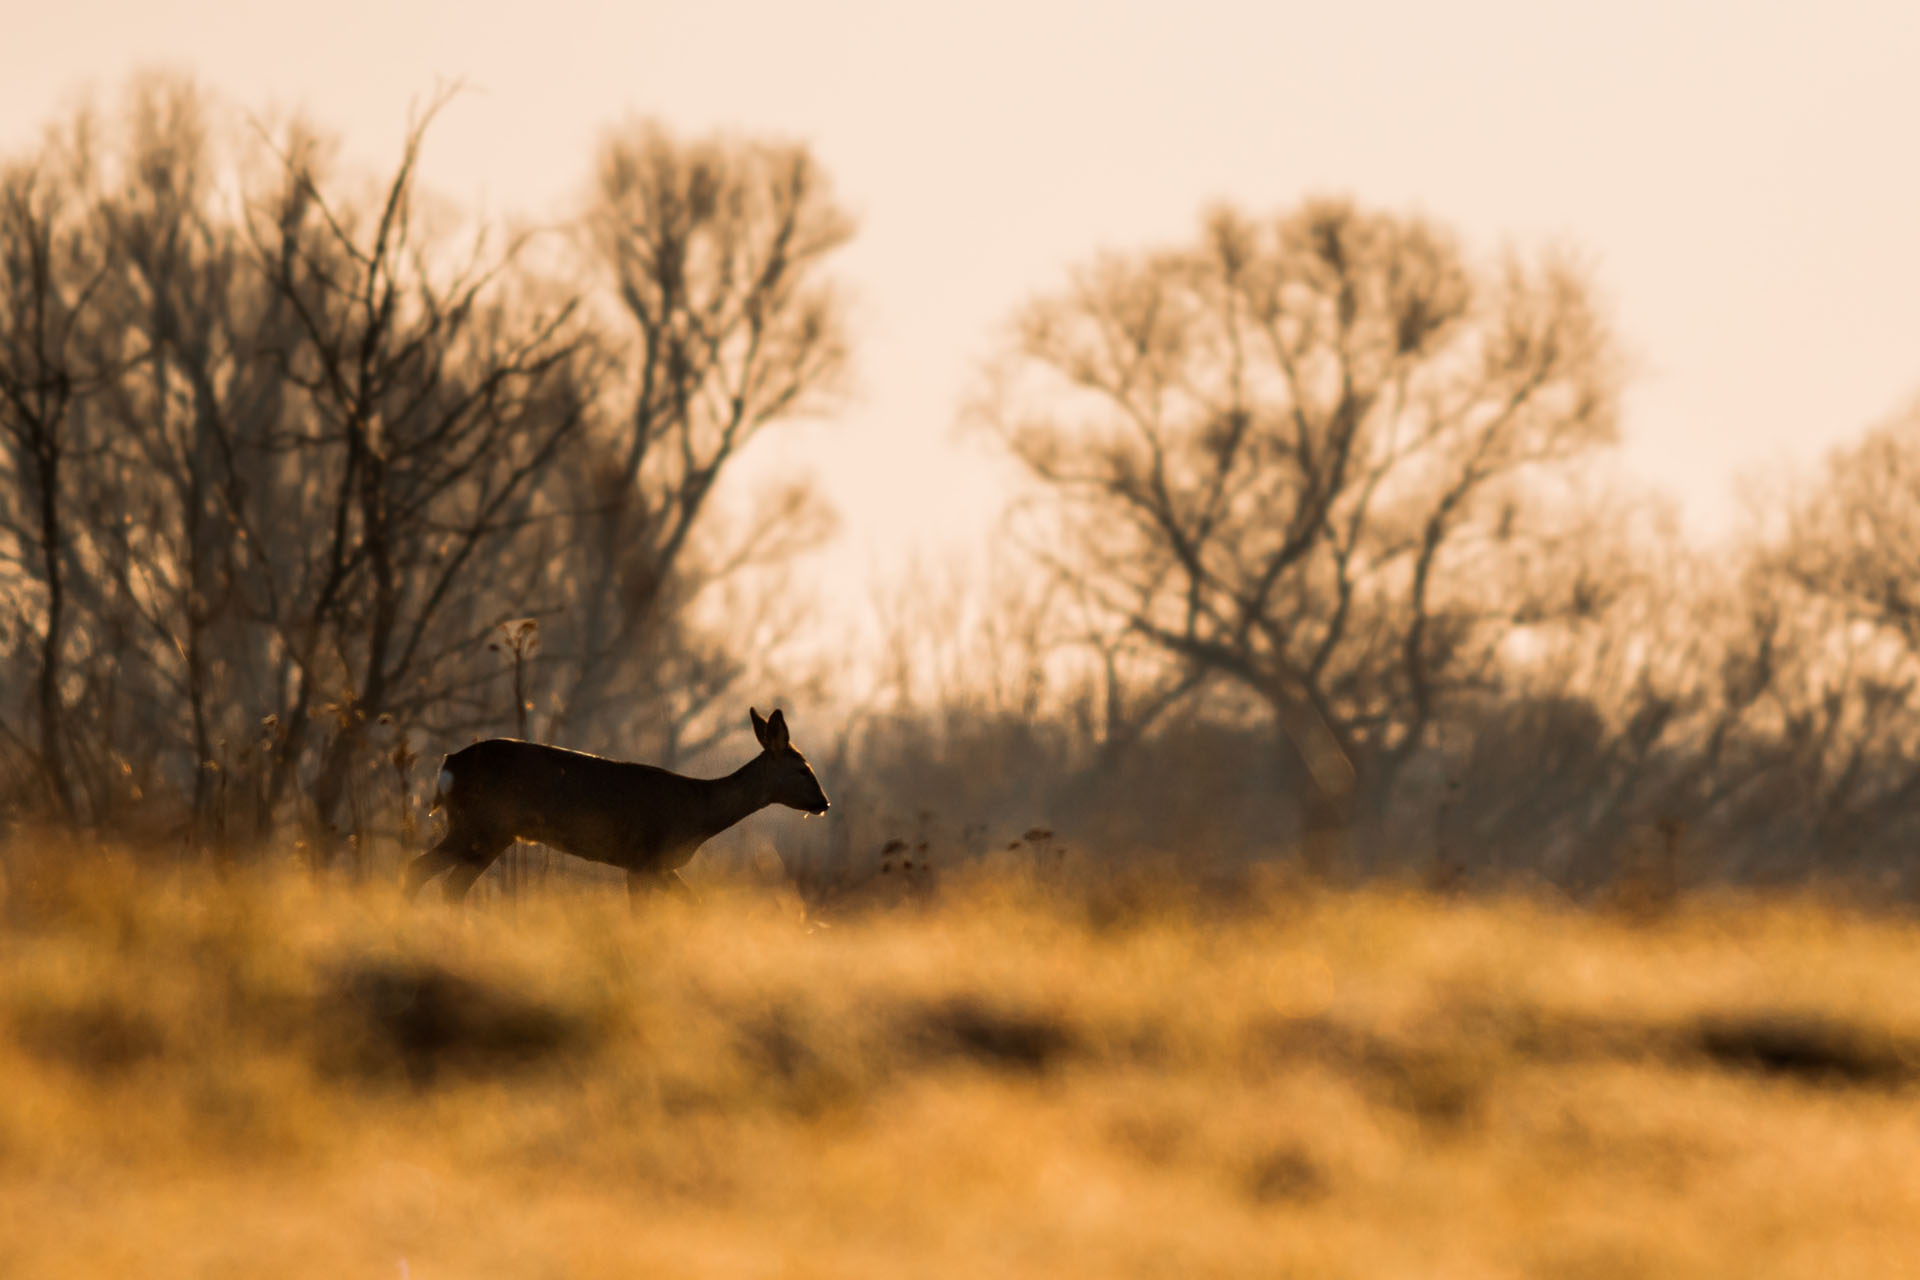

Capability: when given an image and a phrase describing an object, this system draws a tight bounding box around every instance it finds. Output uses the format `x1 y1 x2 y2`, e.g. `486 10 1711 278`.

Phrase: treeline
0 77 849 865
6 76 1920 899
788 206 1920 901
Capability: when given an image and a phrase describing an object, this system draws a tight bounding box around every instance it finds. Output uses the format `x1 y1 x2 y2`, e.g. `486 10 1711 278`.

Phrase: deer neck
693 755 775 839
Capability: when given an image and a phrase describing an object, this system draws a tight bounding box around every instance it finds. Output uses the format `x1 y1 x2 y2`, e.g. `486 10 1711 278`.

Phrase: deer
403 707 830 904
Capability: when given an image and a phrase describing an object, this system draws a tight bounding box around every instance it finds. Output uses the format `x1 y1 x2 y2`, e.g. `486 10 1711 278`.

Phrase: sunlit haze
8 0 1918 616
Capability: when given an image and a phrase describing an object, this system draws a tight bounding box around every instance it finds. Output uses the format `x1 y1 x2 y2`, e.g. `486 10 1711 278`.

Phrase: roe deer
404 707 830 903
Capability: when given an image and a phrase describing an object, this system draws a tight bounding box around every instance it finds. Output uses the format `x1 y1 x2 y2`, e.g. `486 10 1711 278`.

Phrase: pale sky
7 0 1920 629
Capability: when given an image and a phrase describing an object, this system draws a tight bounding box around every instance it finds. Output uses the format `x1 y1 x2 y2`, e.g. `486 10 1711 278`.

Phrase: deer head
751 707 831 815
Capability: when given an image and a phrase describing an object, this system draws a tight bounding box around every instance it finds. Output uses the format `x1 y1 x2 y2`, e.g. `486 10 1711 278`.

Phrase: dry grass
6 843 1920 1278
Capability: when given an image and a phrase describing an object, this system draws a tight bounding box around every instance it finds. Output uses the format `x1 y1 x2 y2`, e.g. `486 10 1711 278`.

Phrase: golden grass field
6 844 1920 1278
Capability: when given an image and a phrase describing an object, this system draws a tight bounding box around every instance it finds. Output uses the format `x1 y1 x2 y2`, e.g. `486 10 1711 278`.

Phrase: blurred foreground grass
6 844 1920 1278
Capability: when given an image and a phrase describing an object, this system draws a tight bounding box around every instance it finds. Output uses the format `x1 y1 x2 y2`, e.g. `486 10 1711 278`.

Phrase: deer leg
435 835 511 904
403 839 463 901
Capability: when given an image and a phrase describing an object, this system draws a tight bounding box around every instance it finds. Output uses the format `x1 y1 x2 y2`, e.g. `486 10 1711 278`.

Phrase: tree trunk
1266 682 1357 879
32 437 73 820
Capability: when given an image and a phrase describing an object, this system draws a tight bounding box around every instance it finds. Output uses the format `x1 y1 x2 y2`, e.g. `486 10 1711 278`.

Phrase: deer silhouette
404 707 829 903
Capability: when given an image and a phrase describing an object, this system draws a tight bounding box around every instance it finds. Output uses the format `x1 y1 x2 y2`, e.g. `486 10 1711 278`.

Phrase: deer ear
750 707 769 747
765 709 790 751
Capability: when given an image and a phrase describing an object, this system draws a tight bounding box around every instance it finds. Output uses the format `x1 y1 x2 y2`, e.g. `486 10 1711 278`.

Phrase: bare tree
980 198 1620 859
237 100 591 860
69 79 299 841
538 122 850 764
1772 398 1920 652
1740 400 1920 871
0 148 118 820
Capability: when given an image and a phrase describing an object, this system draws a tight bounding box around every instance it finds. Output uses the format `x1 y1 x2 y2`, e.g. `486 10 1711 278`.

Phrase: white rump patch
438 767 454 798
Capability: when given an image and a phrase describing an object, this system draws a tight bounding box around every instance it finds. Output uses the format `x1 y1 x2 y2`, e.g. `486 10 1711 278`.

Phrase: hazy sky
7 0 1919 614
